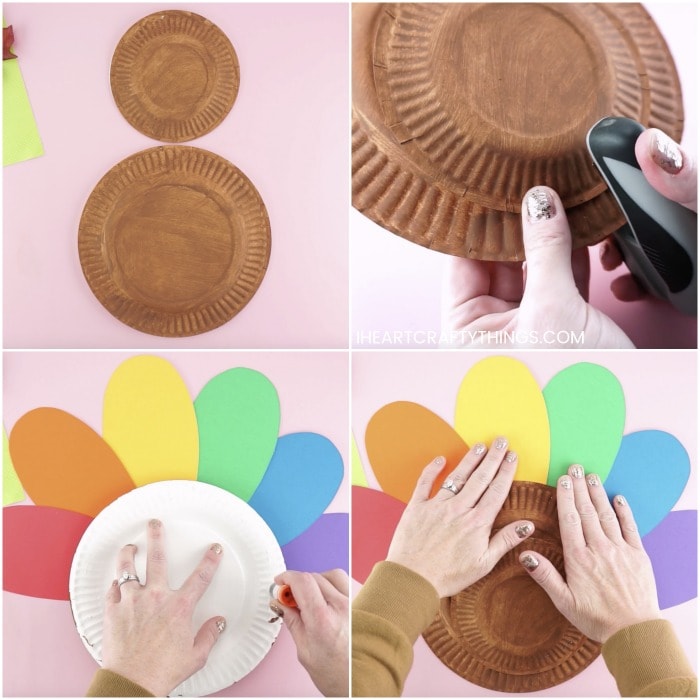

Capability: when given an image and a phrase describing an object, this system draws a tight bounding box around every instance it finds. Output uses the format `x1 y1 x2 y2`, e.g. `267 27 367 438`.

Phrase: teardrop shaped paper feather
195 368 280 501
603 431 690 536
3 427 24 505
455 357 549 483
282 513 349 574
352 486 405 584
3 506 92 600
351 434 369 487
643 510 697 610
10 408 135 517
366 402 467 503
248 433 343 546
103 356 199 486
543 363 625 485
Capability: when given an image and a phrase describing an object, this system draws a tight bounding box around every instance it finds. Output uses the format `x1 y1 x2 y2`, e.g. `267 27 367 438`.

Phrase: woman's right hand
519 464 661 643
600 128 697 301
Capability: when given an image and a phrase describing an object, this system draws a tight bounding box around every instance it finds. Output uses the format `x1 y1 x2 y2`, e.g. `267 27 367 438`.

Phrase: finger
472 450 518 520
490 261 525 303
585 473 623 542
599 238 624 271
115 543 140 594
409 456 447 504
457 437 510 507
146 518 167 587
521 187 580 302
180 543 223 604
569 464 606 545
320 568 350 597
312 572 347 607
556 475 585 551
636 129 697 212
275 571 325 615
519 551 574 617
106 579 121 605
610 274 647 302
612 495 644 549
193 616 226 668
487 520 535 562
434 442 487 501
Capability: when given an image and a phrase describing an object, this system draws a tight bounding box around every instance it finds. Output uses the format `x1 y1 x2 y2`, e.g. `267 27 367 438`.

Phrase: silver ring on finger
117 570 140 587
440 478 460 495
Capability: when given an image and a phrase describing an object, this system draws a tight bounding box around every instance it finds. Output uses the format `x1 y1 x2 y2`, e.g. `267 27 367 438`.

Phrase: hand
600 128 697 301
443 185 634 348
101 519 226 696
271 569 349 697
519 464 661 643
386 438 535 598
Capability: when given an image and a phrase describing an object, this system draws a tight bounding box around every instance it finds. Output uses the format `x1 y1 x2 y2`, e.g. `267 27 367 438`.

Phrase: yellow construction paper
103 356 198 486
3 26 43 166
3 426 24 505
351 433 368 487
454 357 549 483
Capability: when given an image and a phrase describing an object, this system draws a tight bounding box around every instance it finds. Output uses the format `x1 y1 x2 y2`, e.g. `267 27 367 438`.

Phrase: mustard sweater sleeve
86 669 154 697
602 619 697 697
352 561 440 697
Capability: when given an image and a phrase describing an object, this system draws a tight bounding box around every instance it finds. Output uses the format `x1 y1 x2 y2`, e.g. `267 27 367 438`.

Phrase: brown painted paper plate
78 146 270 337
353 3 684 260
423 482 601 692
111 10 239 142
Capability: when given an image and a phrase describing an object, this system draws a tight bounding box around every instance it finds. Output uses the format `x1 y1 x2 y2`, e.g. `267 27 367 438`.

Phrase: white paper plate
69 480 284 696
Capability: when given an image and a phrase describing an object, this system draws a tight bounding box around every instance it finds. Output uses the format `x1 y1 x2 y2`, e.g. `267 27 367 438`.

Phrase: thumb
635 129 697 212
193 616 226 665
521 187 579 302
519 551 574 616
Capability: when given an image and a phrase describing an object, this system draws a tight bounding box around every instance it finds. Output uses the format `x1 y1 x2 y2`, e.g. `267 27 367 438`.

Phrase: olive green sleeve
352 561 440 697
602 619 697 697
86 669 154 697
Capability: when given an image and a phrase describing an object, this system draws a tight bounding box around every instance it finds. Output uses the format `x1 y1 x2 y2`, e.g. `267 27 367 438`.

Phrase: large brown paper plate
353 3 684 260
78 146 270 337
111 11 239 142
423 482 601 692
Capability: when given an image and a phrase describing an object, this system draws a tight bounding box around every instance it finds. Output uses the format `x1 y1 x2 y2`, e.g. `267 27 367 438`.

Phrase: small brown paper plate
111 10 239 142
353 3 684 260
78 146 270 337
423 482 601 692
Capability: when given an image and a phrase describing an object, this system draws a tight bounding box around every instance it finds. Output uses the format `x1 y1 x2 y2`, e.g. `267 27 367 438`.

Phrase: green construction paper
3 426 25 505
351 433 368 487
543 363 625 485
3 28 44 166
195 368 280 501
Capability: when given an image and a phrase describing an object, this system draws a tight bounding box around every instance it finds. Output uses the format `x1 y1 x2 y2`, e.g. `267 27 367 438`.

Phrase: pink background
3 3 349 349
3 350 349 696
351 4 698 349
352 350 697 696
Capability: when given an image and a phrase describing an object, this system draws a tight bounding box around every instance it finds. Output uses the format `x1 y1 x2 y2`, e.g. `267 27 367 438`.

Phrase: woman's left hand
101 518 226 696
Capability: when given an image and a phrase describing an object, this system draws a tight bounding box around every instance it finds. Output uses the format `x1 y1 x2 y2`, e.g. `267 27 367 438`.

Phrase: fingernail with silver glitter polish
520 554 539 571
216 619 226 634
615 495 626 507
560 476 572 490
434 456 446 467
505 451 517 463
149 518 161 528
651 131 683 174
494 437 508 450
526 188 556 223
515 523 533 539
474 443 486 456
587 474 599 486
570 465 584 479
211 543 223 555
